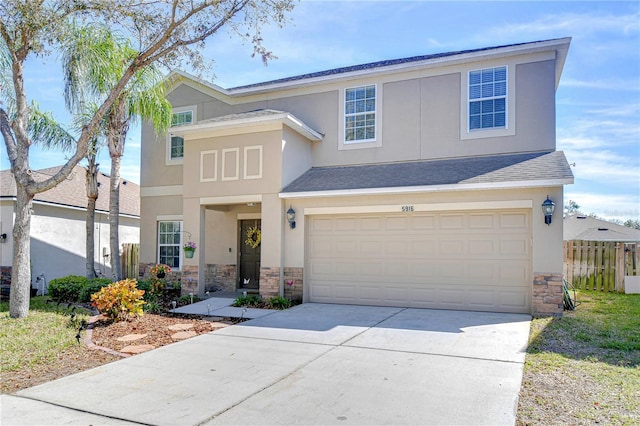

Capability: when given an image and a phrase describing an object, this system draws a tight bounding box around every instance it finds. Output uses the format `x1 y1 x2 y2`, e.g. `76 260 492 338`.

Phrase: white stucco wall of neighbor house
0 200 15 268
30 203 139 284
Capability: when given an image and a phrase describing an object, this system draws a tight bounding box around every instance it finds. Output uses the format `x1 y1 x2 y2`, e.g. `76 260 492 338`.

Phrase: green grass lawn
0 297 91 373
517 290 640 425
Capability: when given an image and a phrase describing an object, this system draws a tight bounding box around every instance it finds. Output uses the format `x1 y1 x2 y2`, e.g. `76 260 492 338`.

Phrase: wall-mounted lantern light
541 196 555 225
287 206 296 229
0 233 6 243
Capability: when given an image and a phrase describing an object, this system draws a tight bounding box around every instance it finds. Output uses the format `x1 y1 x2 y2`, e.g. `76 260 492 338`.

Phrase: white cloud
564 191 639 221
484 10 640 40
119 163 141 184
562 148 639 185
557 135 607 150
561 78 640 91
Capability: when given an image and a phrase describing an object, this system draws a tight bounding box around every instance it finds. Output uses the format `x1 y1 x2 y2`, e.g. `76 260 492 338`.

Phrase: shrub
91 279 146 321
48 275 88 303
136 279 152 294
232 295 262 308
178 294 200 305
268 296 291 310
143 292 162 313
78 278 113 302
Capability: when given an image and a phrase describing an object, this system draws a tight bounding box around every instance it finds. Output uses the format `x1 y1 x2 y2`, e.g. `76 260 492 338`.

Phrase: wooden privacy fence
564 241 639 292
121 243 140 280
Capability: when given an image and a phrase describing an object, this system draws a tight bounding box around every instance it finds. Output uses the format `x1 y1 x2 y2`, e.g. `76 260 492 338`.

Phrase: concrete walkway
170 296 277 319
1 304 531 425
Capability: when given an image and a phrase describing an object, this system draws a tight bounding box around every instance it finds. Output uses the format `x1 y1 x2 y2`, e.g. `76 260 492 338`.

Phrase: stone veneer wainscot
532 272 564 316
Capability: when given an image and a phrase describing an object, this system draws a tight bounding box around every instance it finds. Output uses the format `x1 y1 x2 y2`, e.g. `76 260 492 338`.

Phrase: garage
307 209 532 313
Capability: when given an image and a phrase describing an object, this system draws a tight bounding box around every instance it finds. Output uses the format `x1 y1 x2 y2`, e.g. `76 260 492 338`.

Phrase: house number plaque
401 205 414 212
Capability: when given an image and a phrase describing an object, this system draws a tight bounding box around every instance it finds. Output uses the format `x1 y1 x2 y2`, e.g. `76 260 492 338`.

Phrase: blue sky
3 1 639 221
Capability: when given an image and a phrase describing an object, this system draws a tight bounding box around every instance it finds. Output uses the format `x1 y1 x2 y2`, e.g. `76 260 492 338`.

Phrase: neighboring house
564 214 640 242
140 38 573 315
0 166 140 291
563 214 640 293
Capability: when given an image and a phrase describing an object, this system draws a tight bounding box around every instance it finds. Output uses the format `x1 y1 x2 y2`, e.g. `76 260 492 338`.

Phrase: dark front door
238 219 260 289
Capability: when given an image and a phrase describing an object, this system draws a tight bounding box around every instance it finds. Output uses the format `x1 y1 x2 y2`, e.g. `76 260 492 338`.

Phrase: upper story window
171 110 193 127
345 85 376 143
468 66 507 131
167 106 196 164
170 136 184 159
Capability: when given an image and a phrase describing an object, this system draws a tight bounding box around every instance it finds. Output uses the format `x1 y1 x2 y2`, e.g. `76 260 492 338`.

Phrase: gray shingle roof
232 39 561 90
196 109 286 124
282 151 573 194
564 214 640 242
0 166 140 216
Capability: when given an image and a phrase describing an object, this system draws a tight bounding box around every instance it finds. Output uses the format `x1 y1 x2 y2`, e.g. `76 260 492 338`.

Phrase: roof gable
170 109 323 141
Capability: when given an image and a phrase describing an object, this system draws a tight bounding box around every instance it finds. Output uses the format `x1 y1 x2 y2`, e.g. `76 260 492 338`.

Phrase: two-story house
140 37 573 316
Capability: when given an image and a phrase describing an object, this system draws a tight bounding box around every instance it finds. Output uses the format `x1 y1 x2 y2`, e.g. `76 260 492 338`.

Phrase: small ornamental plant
91 279 146 322
183 241 197 250
149 263 171 277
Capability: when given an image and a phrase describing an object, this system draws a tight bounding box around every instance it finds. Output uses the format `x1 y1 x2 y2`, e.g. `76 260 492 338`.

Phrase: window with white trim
168 108 194 160
170 136 184 159
345 85 376 143
158 221 182 269
171 110 193 127
468 66 507 131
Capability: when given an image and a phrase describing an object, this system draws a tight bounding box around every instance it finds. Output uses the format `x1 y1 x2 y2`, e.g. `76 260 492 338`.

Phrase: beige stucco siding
378 78 422 162
167 84 220 112
421 73 461 158
139 195 182 264
203 206 259 265
140 121 183 187
260 194 283 267
514 60 556 151
182 130 283 198
282 126 313 188
261 91 337 138
150 53 559 180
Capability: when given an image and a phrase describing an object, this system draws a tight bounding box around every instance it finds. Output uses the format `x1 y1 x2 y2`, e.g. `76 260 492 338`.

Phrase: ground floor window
158 221 182 269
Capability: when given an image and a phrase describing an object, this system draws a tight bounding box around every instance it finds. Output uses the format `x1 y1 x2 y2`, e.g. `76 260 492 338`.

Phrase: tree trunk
107 102 129 281
109 154 122 280
85 160 99 279
9 184 33 318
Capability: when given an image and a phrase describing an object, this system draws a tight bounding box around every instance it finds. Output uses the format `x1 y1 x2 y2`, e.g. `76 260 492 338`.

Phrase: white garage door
307 210 531 313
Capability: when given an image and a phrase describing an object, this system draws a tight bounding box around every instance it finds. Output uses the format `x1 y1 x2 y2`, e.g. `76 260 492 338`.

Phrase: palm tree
4 31 108 281
104 70 172 280
62 24 172 280
72 108 105 278
30 103 105 279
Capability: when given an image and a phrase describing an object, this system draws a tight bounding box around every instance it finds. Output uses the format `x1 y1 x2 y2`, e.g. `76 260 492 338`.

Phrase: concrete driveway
2 304 531 425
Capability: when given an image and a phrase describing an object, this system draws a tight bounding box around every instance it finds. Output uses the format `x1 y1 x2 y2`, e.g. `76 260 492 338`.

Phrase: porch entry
238 219 260 289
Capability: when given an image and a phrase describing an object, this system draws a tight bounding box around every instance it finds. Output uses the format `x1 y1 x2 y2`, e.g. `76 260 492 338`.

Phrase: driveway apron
2 304 531 426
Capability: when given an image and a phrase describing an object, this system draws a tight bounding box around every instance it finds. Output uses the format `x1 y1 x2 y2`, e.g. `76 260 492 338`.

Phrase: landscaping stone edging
83 314 131 358
81 314 235 358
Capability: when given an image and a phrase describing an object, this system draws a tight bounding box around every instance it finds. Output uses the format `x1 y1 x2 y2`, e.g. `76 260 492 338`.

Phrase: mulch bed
1 312 229 394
